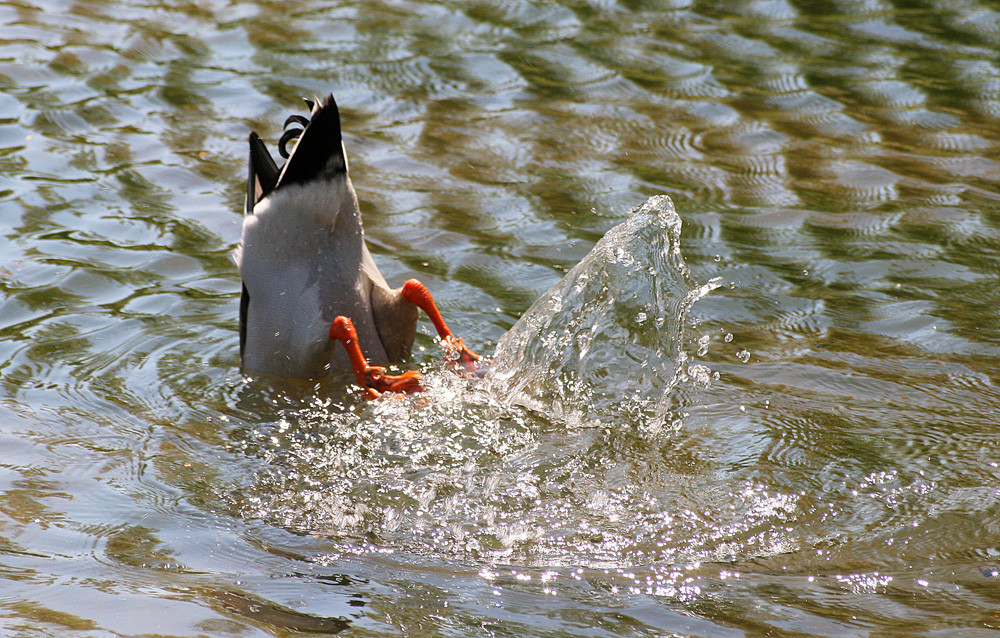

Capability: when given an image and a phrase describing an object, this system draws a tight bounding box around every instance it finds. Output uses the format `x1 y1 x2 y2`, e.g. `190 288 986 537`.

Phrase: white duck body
236 96 417 379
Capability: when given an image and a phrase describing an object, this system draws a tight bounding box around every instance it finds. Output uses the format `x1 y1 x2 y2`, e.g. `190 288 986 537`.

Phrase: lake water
3 0 1000 635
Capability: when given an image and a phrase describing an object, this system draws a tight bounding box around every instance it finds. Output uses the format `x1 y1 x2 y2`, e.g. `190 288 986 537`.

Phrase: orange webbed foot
400 279 486 377
329 316 424 400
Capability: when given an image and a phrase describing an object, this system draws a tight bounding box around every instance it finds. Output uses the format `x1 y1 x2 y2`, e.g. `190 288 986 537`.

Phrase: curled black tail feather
274 94 346 188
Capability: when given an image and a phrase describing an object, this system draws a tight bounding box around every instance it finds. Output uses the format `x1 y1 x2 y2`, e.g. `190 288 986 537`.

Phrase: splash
230 196 751 569
485 195 720 429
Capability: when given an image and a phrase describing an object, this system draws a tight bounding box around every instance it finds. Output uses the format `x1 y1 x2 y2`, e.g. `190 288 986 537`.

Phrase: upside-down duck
235 95 481 398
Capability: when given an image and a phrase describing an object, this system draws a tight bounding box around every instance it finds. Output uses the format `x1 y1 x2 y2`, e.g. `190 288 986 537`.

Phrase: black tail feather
275 94 347 189
246 132 280 214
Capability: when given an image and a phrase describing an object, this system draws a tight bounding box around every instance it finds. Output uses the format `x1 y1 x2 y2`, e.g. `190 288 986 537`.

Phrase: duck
235 94 480 398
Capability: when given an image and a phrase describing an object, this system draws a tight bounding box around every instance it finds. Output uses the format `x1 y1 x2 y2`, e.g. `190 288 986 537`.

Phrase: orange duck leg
329 316 424 399
330 280 487 399
400 279 483 375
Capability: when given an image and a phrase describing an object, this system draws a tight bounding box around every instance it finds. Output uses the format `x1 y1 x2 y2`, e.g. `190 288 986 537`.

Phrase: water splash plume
485 195 720 429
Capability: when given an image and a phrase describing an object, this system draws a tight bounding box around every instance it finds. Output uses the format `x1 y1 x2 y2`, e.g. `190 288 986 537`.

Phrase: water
487 195 719 428
3 0 1000 635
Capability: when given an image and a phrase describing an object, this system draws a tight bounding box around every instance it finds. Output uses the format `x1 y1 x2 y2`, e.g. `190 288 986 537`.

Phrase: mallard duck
235 95 479 398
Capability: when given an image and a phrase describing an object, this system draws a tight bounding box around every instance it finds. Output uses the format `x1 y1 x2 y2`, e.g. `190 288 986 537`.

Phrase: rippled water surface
4 0 1000 635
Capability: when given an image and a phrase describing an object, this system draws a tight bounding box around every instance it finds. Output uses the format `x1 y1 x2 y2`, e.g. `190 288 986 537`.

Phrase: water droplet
697 334 710 356
736 349 751 363
724 332 733 343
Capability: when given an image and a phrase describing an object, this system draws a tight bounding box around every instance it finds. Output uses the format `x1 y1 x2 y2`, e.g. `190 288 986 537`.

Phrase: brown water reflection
2 0 1000 635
